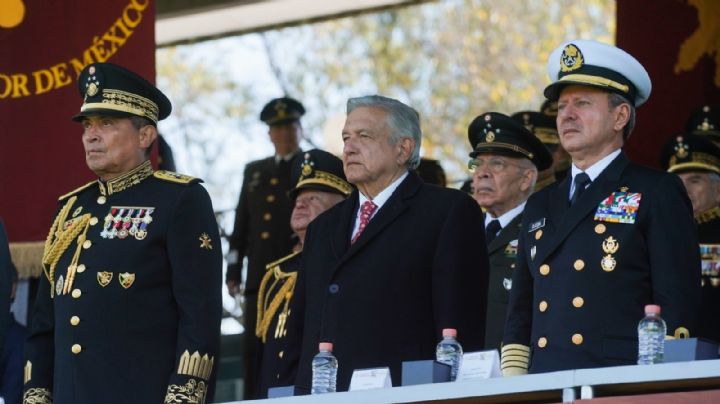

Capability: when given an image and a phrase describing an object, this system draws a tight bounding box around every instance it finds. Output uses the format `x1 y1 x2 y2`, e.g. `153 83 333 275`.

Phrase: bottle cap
644 304 661 315
442 328 457 338
319 342 333 352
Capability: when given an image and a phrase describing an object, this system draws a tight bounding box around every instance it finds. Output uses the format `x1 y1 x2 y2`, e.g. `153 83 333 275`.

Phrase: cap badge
485 130 496 143
560 43 584 72
675 136 689 158
274 101 288 119
699 118 714 132
301 153 314 177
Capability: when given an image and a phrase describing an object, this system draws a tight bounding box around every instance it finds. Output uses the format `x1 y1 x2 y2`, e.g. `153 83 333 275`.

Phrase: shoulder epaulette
265 251 301 270
153 170 202 185
58 180 96 201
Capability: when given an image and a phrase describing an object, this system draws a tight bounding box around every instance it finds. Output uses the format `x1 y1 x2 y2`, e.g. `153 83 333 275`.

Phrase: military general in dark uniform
467 112 552 351
23 63 223 404
256 149 352 398
661 133 720 343
226 97 304 398
502 40 701 376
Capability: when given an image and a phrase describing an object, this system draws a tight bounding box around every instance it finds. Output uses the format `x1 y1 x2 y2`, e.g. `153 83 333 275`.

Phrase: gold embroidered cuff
177 351 214 381
23 387 53 404
164 379 207 404
501 343 530 376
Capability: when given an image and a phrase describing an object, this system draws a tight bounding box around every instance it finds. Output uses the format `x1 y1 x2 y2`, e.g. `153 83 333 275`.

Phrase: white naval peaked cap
543 39 652 107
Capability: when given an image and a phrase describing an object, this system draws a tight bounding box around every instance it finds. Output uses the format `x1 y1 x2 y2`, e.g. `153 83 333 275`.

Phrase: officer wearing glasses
468 112 552 351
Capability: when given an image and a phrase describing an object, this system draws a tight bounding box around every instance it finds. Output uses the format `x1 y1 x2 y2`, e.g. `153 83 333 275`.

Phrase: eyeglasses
468 157 519 173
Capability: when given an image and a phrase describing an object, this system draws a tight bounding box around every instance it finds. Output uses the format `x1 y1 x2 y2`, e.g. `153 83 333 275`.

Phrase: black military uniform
227 97 304 398
511 111 560 192
661 133 720 343
467 112 552 351
502 40 700 376
255 150 352 398
23 63 222 404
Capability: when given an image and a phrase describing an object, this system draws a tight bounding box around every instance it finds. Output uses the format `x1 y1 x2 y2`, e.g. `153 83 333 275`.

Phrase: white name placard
455 350 501 381
349 367 392 391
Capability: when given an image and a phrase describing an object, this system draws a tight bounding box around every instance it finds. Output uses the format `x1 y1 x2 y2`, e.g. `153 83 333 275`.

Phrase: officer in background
414 157 447 187
467 112 552 351
24 63 222 404
511 110 561 191
686 104 720 148
661 133 720 343
256 149 352 398
226 97 304 399
502 40 700 376
540 99 571 181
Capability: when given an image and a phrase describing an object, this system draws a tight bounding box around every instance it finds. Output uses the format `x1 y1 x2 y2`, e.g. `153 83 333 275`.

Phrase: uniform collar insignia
695 206 720 224
98 160 154 196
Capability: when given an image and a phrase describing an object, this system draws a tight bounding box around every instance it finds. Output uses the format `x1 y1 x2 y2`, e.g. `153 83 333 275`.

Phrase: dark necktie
485 219 502 245
570 173 591 206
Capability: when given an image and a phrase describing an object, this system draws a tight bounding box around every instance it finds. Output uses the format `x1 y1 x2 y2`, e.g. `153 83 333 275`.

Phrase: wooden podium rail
222 359 720 403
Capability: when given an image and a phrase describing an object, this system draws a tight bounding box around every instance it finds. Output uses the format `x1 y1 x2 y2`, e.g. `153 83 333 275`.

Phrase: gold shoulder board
265 251 301 270
58 180 95 201
153 170 200 185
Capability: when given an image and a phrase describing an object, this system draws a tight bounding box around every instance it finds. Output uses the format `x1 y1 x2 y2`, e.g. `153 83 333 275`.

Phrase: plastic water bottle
311 342 338 394
436 328 463 381
637 304 666 365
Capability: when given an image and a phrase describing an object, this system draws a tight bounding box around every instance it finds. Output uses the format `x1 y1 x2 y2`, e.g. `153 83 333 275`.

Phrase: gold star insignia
199 233 213 250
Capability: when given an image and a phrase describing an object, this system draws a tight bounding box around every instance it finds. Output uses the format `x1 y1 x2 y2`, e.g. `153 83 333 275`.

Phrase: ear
612 103 631 132
519 167 538 193
138 125 158 151
396 137 415 165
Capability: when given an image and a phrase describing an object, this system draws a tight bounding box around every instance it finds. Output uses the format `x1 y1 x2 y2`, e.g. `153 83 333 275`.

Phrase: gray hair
516 157 539 195
129 115 156 158
608 92 636 139
347 95 422 169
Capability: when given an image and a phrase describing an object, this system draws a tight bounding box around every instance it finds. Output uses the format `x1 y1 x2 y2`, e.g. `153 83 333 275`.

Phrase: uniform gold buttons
97 196 106 205
266 195 275 203
71 344 82 354
537 337 547 348
261 232 270 239
535 230 543 240
70 316 80 326
539 301 548 312
270 178 279 185
82 240 92 249
77 264 86 273
572 333 584 345
594 223 606 234
89 217 99 226
278 350 284 358
572 297 584 308
573 259 585 271
263 213 272 221
539 264 550 276
72 289 82 298
510 263 515 269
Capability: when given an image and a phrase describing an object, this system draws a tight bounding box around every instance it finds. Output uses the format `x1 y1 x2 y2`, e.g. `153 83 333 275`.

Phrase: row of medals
100 207 154 240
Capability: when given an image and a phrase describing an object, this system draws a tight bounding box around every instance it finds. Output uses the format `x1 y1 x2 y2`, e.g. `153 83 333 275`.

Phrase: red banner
0 0 156 248
618 0 720 167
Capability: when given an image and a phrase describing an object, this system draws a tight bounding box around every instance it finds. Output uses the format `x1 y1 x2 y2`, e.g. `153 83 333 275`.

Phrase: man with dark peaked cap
661 133 720 343
23 63 222 404
467 112 552 351
511 111 561 192
502 40 700 376
686 104 720 148
226 96 304 399
255 149 352 398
